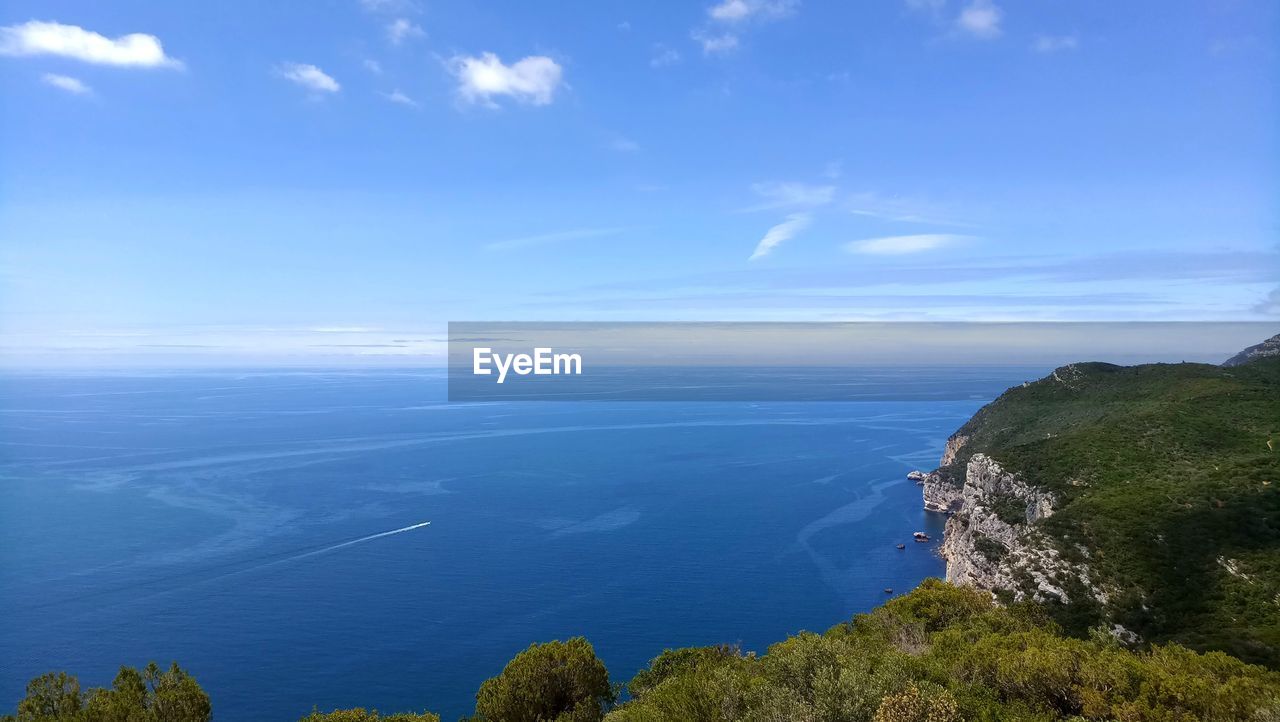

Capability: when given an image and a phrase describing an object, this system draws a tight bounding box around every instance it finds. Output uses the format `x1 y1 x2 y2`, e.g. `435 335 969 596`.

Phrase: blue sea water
0 368 1041 720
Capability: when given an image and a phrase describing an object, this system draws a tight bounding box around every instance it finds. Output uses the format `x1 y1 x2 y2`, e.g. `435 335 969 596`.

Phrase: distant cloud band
845 233 969 255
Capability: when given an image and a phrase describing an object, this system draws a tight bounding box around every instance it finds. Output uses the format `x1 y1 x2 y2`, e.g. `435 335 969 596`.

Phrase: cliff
1223 332 1280 367
922 339 1280 667
935 453 1105 609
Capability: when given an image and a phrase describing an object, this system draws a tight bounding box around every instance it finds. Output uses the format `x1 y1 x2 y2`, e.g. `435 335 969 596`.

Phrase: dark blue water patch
0 369 1034 720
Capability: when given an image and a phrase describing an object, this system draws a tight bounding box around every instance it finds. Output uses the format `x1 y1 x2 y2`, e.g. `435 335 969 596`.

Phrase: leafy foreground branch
7 581 1280 721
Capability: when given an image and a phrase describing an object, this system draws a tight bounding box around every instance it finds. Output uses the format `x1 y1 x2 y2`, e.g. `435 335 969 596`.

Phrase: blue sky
0 0 1276 366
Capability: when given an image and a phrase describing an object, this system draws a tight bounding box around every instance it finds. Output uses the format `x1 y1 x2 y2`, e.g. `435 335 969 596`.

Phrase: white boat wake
266 520 432 567
27 521 435 617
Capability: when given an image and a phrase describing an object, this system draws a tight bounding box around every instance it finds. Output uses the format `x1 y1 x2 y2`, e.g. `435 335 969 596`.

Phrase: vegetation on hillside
934 356 1280 665
1 663 210 722
607 580 1280 722
8 582 1280 721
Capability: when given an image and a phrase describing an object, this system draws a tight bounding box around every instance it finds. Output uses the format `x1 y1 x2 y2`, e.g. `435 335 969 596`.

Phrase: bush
4 662 210 722
472 638 613 722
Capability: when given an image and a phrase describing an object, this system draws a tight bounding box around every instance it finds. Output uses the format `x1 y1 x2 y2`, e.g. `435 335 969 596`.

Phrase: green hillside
10 581 1279 721
936 355 1280 666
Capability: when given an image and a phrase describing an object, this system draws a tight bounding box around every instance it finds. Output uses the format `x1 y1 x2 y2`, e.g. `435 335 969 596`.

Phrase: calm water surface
0 369 1040 720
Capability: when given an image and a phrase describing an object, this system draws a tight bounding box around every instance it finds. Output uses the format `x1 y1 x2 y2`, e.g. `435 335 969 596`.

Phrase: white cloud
651 44 681 68
363 58 383 74
708 0 799 23
749 213 811 261
276 63 341 93
448 52 563 106
747 182 836 210
696 0 794 56
382 89 418 107
956 0 1002 39
1033 34 1078 53
845 234 968 255
387 18 424 45
0 20 181 68
41 73 91 95
693 31 740 55
710 0 752 21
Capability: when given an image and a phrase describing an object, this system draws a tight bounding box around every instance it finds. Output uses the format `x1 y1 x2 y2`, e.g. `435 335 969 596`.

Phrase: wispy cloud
1033 34 1078 53
485 227 628 251
382 89 418 107
650 44 682 68
561 249 1280 295
693 30 740 55
448 52 563 106
41 73 91 95
845 233 969 255
746 182 836 211
707 0 799 23
387 18 424 44
749 213 811 260
363 58 383 74
0 20 182 68
695 0 797 55
276 62 341 93
956 0 1002 39
846 191 977 227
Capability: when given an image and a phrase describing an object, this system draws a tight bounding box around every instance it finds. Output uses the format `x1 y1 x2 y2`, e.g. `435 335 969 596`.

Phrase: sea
0 367 1044 720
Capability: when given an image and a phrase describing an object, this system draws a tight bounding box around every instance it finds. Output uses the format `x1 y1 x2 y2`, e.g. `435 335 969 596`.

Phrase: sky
0 0 1277 366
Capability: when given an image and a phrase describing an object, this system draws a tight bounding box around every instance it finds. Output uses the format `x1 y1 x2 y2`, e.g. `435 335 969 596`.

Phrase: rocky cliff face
939 433 969 466
921 433 967 512
922 471 962 513
929 453 1104 606
1222 333 1280 367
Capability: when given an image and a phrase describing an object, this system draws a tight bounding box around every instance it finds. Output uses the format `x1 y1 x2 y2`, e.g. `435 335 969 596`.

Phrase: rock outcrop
939 433 969 466
922 471 962 513
1222 333 1280 367
927 453 1104 606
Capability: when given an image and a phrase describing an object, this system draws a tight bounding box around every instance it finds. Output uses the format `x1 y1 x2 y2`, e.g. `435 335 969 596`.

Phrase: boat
913 531 930 542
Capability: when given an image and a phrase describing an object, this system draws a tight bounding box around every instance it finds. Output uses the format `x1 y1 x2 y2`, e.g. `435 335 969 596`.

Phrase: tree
6 663 210 722
473 638 613 722
14 672 82 721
